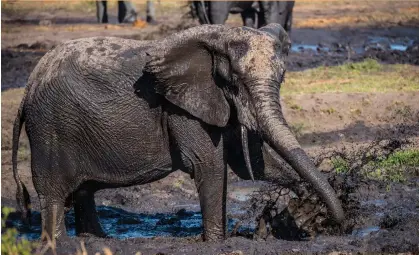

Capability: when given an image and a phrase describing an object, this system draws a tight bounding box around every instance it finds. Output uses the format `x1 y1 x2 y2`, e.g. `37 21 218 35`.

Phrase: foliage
365 149 419 183
337 58 382 72
331 156 350 174
1 207 37 255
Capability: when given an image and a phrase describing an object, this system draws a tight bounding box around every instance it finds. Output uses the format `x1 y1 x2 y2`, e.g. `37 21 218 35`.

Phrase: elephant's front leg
241 10 256 28
194 152 227 241
168 115 227 241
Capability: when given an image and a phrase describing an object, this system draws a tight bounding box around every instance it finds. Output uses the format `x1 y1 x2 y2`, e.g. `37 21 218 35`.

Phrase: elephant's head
144 23 344 223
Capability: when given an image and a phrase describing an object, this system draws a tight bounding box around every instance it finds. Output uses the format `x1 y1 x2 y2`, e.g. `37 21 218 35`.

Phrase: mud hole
2 2 419 255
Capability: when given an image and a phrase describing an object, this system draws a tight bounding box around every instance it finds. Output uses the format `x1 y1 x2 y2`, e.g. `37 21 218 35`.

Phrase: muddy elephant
13 23 343 243
191 1 295 32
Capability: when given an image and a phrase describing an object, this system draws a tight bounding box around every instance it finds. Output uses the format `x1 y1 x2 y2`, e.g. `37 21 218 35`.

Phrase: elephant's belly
95 159 174 188
85 121 174 187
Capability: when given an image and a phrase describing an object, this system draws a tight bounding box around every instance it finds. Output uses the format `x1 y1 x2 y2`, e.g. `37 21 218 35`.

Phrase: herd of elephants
111 1 296 32
11 0 344 246
190 1 295 32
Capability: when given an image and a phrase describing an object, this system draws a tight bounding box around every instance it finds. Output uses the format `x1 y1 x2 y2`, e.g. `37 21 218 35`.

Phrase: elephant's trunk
252 82 344 223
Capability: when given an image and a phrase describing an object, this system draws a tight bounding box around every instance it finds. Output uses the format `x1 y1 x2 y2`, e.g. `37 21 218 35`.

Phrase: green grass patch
331 149 419 183
331 156 350 174
364 149 419 183
282 59 419 95
379 149 419 167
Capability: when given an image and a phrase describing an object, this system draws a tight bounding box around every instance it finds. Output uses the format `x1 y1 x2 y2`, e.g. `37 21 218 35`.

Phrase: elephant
191 1 295 32
12 23 344 244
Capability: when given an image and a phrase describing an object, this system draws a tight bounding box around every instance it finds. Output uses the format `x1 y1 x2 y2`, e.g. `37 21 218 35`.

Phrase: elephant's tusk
241 125 255 182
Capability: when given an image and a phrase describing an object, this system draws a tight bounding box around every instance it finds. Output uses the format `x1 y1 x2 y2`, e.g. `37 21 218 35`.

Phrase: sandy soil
2 1 419 254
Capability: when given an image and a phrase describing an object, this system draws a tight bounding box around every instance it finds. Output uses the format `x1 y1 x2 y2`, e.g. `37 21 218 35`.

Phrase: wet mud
2 137 418 255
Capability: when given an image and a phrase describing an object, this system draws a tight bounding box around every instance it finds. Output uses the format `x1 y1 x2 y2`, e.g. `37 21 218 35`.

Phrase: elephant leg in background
168 115 227 241
208 1 230 24
118 1 137 23
259 1 281 28
146 0 156 23
241 9 256 28
73 188 107 238
283 1 295 32
96 1 108 23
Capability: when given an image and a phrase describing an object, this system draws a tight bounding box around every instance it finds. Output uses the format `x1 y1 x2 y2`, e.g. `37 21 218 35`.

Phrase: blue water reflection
9 206 253 240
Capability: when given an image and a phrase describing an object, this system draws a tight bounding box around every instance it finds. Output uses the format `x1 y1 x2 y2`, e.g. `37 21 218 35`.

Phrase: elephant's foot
202 228 226 242
74 189 107 238
146 16 158 25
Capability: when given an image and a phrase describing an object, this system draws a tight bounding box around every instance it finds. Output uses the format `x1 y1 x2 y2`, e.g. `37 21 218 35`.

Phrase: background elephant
13 23 343 244
191 1 295 32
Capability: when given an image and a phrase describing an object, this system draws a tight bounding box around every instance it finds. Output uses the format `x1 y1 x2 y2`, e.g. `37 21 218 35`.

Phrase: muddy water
8 183 262 241
290 36 415 54
9 206 254 241
6 188 389 243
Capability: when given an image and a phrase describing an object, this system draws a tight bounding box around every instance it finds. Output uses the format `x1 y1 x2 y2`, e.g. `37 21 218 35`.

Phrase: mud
3 137 418 255
2 2 419 255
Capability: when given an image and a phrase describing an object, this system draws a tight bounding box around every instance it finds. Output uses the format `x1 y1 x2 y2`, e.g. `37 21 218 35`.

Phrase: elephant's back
26 37 151 96
23 37 170 176
24 36 154 118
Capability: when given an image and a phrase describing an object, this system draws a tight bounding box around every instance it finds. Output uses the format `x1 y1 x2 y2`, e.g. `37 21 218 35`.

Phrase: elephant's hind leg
73 188 107 238
38 194 68 242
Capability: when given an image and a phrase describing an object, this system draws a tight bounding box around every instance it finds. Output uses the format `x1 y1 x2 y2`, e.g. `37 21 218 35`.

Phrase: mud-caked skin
12 24 344 243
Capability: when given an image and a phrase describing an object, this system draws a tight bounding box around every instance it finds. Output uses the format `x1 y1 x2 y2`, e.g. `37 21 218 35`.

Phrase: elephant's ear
144 34 230 127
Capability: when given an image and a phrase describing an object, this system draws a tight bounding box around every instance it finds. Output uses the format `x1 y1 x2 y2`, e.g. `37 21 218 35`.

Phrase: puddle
7 206 254 241
351 226 380 237
360 199 387 207
291 44 325 52
290 36 414 54
229 187 260 202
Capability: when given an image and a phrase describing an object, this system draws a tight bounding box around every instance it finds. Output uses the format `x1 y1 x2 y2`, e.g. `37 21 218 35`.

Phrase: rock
39 19 52 26
17 43 30 49
176 208 194 218
318 158 334 172
406 40 419 53
331 42 346 53
364 41 391 52
28 40 56 50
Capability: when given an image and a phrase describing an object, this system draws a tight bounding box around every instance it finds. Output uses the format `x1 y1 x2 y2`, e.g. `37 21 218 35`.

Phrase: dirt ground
1 1 419 254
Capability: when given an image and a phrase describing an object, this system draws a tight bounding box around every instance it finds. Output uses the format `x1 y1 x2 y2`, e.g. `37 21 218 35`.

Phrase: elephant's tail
12 93 31 224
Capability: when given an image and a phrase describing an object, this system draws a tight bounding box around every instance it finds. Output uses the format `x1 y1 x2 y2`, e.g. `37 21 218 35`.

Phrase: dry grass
282 59 419 95
1 88 26 151
293 1 419 28
1 89 29 166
